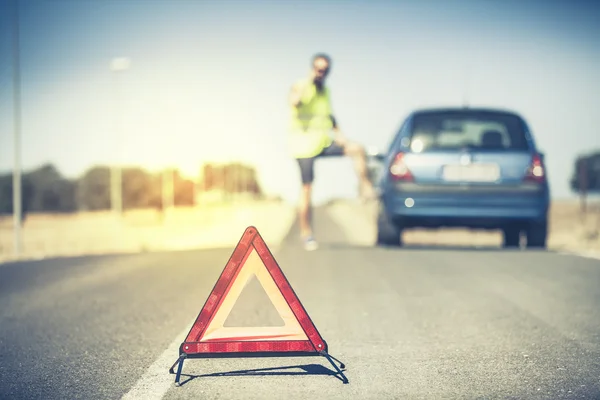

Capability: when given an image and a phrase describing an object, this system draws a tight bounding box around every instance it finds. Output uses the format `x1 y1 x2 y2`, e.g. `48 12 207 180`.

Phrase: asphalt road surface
1 205 600 399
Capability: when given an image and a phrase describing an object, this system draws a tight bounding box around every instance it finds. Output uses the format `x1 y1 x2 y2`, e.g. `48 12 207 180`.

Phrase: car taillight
524 154 546 183
389 152 414 181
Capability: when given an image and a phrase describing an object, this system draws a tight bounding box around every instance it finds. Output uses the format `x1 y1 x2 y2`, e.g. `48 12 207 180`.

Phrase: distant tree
41 178 77 212
199 163 263 197
570 151 600 214
77 166 168 211
244 166 262 197
147 172 163 209
76 166 111 211
24 164 77 213
202 164 216 191
121 167 154 210
0 172 35 221
0 161 266 215
173 170 195 206
571 152 600 193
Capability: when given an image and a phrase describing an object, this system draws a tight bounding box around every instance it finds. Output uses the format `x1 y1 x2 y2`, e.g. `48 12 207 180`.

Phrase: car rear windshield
408 111 530 152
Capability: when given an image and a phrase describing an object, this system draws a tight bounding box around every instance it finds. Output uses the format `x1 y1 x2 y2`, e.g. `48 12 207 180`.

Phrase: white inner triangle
200 248 309 342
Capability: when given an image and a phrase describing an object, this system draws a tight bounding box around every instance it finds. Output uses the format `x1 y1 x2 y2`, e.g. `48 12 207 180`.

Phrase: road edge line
557 250 600 261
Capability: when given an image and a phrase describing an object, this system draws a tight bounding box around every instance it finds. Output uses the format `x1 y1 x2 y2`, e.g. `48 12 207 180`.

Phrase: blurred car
372 107 550 248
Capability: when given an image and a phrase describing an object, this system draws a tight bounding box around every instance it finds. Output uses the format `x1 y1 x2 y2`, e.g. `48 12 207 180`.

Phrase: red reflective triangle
180 226 327 355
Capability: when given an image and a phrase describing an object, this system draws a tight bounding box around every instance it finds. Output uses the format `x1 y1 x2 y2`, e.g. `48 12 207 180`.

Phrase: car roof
409 106 524 119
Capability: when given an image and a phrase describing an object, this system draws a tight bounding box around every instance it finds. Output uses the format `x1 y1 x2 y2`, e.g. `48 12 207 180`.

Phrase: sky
0 0 599 205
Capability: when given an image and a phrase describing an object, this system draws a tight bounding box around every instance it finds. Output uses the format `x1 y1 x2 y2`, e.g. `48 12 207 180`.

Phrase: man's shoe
303 236 318 251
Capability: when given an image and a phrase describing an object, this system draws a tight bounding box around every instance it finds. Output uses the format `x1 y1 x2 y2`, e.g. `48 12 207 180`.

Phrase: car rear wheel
526 220 548 249
502 226 521 248
376 204 403 246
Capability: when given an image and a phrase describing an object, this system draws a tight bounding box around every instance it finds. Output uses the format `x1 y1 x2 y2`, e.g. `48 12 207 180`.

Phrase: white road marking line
121 242 288 400
121 317 196 400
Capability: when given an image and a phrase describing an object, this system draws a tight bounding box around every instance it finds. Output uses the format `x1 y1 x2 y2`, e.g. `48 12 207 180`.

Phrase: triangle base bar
168 351 349 385
180 340 320 354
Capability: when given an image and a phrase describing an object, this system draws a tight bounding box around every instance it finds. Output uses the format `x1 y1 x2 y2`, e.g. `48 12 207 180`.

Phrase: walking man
288 53 377 251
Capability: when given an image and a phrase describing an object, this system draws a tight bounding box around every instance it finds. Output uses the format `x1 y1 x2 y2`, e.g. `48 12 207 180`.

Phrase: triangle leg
169 354 184 374
169 354 187 385
325 353 345 369
320 352 349 384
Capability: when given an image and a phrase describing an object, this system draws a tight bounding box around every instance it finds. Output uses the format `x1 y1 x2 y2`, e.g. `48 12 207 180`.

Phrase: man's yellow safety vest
289 79 334 159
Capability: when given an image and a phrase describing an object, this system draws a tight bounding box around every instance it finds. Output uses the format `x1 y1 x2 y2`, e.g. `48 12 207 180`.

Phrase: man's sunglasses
314 67 329 75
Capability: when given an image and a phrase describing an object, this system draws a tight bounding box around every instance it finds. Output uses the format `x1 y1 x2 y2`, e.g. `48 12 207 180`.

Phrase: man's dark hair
312 53 331 67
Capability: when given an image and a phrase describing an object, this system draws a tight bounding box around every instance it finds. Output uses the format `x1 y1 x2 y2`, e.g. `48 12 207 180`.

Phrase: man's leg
299 182 313 237
296 157 318 250
323 142 377 199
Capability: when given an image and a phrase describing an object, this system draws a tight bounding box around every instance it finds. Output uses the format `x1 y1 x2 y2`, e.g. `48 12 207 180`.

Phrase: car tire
502 226 521 248
526 220 548 249
376 203 403 247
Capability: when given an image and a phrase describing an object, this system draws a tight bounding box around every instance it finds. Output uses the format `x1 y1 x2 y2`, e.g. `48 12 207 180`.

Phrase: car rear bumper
382 181 549 229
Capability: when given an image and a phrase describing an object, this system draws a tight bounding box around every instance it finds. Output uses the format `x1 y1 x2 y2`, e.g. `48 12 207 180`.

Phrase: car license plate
442 164 500 182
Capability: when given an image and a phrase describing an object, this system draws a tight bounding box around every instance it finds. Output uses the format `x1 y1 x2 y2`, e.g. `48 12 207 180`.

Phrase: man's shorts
296 142 346 184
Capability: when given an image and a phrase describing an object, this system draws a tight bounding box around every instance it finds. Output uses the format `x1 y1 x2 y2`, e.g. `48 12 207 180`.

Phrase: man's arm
289 82 306 108
289 71 317 107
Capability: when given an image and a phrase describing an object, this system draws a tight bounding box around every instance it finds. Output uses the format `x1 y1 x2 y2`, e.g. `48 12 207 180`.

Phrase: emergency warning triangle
179 226 328 355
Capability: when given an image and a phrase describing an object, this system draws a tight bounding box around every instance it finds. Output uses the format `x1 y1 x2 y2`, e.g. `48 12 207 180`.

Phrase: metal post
11 0 23 258
111 70 123 217
110 58 130 218
192 168 198 207
221 164 227 202
242 164 248 197
162 168 174 211
579 158 588 219
171 169 176 209
232 163 238 202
